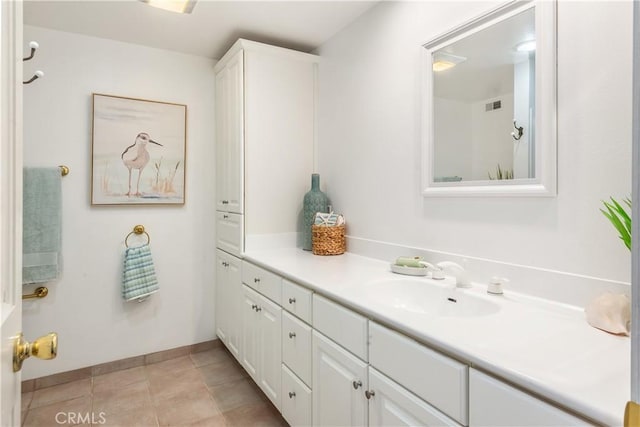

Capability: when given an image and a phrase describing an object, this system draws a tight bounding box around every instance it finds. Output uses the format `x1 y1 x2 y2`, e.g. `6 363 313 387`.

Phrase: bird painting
121 132 163 196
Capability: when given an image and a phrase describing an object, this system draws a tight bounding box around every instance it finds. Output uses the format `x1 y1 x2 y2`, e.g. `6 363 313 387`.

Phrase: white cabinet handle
352 380 362 389
365 390 375 399
289 332 296 339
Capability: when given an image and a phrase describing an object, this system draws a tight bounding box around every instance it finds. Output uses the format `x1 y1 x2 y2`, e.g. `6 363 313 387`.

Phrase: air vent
485 100 502 111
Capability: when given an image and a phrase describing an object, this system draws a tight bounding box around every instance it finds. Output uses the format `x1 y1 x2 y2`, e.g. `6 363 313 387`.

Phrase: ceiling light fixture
139 0 198 14
432 52 466 72
515 40 536 52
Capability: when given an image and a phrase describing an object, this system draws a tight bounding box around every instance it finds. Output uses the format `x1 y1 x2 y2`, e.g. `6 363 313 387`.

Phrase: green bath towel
22 167 62 285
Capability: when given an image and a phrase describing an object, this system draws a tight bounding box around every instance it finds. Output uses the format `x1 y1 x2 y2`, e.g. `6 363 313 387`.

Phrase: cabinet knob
255 306 262 312
352 380 362 390
254 278 260 283
222 200 229 204
251 304 258 310
223 214 229 219
289 391 296 399
365 390 375 399
288 297 296 304
288 332 296 339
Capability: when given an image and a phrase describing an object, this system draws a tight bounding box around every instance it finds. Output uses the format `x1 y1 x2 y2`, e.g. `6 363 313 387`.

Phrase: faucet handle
487 276 508 295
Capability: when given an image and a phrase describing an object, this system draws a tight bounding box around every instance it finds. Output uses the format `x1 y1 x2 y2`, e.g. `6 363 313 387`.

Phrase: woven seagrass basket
312 224 346 255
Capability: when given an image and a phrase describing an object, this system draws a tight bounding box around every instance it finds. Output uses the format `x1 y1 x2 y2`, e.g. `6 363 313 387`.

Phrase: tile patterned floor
21 347 288 427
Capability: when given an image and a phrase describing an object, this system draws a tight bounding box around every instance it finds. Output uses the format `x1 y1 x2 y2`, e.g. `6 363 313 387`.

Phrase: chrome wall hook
23 41 39 62
23 70 44 85
511 120 524 141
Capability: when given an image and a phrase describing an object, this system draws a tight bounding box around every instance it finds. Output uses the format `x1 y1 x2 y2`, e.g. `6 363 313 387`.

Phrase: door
225 49 244 214
226 255 241 360
258 294 281 410
241 285 259 380
0 0 23 425
312 331 368 427
368 368 460 427
214 66 228 211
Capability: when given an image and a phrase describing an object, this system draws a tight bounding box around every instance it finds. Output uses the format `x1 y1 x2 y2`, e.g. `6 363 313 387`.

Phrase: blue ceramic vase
303 174 329 251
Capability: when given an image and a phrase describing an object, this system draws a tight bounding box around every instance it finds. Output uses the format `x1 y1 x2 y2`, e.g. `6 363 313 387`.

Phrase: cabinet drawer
282 311 312 387
216 212 243 257
242 261 282 303
469 369 589 426
313 294 367 361
369 322 468 425
281 364 312 427
282 279 312 324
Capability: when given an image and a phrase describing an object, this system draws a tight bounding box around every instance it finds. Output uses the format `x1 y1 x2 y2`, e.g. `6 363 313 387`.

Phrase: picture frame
91 93 187 205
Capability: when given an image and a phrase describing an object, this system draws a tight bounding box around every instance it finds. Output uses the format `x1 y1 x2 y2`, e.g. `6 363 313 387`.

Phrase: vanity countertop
243 248 629 426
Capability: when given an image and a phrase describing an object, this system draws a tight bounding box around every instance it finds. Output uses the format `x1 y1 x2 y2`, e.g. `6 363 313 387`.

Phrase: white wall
433 97 472 180
316 2 632 284
471 93 513 180
22 26 217 380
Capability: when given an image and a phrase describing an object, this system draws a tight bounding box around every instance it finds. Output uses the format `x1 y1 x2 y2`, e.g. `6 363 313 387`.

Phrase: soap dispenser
487 276 508 295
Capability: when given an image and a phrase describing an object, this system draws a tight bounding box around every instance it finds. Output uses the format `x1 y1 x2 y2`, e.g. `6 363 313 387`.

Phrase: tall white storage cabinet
214 39 318 252
213 39 318 414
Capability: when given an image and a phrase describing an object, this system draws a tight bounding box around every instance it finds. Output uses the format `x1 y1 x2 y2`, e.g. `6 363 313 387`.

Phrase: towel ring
125 224 150 248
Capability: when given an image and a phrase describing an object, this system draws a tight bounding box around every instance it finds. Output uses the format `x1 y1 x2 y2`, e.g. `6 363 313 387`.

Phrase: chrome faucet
436 261 471 288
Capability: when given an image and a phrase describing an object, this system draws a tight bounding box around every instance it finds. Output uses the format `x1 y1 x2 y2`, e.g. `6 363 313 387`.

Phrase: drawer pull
223 214 229 219
221 200 229 204
255 306 262 312
289 391 296 398
352 380 362 390
254 278 261 283
288 332 296 339
288 297 296 304
251 304 258 310
365 390 375 399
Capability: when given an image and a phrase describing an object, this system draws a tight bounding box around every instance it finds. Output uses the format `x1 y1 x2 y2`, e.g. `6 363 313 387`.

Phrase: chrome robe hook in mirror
511 120 524 141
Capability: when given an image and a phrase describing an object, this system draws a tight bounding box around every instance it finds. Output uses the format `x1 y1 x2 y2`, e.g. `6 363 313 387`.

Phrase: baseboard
21 339 222 393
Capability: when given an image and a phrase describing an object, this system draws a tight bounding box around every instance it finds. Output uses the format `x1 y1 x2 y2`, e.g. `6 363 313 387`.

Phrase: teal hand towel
23 167 62 285
122 244 159 301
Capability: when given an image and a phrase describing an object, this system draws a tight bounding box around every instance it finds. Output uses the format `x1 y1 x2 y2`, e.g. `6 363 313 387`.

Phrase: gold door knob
13 332 58 372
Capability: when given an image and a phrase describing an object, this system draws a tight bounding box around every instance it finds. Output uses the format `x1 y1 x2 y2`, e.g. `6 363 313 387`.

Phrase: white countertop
243 248 630 426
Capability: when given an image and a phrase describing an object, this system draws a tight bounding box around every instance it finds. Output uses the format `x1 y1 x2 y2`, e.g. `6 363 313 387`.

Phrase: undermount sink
364 278 500 318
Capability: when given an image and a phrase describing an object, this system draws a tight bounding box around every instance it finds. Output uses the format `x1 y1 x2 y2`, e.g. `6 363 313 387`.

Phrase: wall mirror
422 1 556 197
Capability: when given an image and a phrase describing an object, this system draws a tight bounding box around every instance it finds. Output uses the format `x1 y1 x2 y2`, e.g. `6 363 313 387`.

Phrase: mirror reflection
432 8 535 183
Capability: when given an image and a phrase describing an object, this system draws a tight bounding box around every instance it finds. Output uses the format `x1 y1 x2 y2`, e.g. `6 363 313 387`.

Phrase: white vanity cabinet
241 284 282 410
469 369 590 426
214 250 241 361
312 330 369 426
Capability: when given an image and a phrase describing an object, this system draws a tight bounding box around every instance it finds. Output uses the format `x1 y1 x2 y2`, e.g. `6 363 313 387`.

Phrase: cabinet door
469 369 589 426
241 285 259 380
225 50 244 214
225 255 242 360
312 331 368 427
215 251 230 344
369 367 461 427
258 294 282 410
215 67 228 212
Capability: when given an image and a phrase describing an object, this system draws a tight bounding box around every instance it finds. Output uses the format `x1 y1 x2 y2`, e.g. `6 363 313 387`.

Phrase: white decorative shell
585 293 631 336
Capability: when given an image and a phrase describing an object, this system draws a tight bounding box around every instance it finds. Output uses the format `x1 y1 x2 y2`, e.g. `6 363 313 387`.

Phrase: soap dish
390 264 428 276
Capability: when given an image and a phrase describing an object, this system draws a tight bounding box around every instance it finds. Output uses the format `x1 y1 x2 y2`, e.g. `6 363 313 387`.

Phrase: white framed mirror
422 0 556 197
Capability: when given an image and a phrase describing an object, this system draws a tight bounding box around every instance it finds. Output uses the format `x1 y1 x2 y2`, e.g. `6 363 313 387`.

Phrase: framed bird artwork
91 93 187 205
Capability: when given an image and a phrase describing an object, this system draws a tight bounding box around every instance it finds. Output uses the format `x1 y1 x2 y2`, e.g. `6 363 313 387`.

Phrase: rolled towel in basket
122 244 159 301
